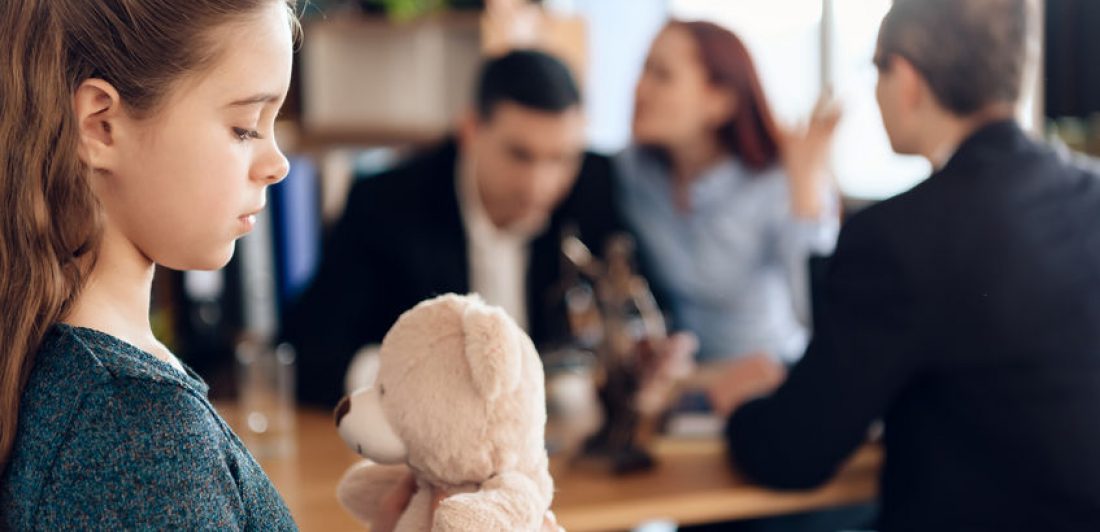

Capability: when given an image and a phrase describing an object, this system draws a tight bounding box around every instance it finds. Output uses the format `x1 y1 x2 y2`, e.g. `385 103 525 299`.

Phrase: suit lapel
417 140 470 297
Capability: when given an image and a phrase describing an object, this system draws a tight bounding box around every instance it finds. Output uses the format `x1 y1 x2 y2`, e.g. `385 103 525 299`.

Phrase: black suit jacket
283 139 626 407
728 121 1100 531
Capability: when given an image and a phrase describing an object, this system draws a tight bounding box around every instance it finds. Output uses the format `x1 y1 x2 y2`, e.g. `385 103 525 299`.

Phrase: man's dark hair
474 49 581 121
875 0 1034 115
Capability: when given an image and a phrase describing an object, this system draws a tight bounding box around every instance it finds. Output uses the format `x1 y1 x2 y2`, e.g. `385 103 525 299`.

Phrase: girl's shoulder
35 323 209 393
17 324 221 460
4 325 235 530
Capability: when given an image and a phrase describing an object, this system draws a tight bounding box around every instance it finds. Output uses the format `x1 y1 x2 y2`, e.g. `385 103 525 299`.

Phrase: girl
0 1 299 528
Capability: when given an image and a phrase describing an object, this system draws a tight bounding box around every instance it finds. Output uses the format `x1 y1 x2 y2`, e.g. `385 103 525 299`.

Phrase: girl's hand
371 473 416 532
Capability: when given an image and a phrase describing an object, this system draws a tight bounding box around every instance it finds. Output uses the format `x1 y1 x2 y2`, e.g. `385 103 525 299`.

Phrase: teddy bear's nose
334 396 352 427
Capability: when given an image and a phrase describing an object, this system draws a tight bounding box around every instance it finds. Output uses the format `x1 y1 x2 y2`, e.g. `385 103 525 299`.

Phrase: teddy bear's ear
462 302 524 401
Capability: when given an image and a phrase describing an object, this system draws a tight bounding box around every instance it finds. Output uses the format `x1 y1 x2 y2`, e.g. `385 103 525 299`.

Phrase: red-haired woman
616 20 874 532
617 20 841 379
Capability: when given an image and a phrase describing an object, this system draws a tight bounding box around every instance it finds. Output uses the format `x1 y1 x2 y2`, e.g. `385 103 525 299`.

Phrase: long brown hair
669 20 782 170
0 0 298 474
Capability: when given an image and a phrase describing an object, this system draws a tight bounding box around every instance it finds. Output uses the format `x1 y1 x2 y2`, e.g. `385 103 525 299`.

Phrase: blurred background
150 0 1100 390
154 1 1100 530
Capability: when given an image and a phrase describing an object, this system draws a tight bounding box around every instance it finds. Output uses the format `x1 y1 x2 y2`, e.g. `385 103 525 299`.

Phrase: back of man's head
877 0 1034 116
474 50 581 121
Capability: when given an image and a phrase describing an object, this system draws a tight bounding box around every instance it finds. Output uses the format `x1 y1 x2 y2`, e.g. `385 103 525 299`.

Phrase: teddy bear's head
336 294 550 492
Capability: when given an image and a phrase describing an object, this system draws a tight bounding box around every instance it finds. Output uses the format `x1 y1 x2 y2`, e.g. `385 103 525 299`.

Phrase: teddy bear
333 293 555 532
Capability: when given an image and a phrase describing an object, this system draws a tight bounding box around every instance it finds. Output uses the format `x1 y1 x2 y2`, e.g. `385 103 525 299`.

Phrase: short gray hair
875 0 1034 115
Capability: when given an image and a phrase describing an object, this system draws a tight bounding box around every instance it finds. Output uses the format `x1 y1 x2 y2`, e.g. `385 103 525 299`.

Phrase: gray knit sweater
1 324 297 530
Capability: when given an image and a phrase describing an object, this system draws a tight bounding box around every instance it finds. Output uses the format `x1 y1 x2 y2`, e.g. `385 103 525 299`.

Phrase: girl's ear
72 78 124 171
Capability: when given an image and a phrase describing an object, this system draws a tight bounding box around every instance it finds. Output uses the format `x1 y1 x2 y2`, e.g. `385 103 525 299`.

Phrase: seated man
713 0 1100 530
284 50 626 407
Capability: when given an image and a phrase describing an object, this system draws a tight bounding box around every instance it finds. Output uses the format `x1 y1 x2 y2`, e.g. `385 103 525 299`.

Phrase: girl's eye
232 127 262 141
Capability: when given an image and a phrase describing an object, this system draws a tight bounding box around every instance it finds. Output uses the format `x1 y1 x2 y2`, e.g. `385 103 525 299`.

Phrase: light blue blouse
615 147 839 363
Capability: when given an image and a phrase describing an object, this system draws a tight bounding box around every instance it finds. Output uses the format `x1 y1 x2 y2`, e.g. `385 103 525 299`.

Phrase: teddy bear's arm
336 460 410 525
431 471 550 532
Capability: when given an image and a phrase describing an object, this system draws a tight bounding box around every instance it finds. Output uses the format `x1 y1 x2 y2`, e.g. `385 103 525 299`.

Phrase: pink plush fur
336 462 409 523
336 294 554 532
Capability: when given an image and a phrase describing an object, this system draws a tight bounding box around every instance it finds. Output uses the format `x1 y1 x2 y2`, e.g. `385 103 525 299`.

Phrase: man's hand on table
636 332 699 415
706 353 787 418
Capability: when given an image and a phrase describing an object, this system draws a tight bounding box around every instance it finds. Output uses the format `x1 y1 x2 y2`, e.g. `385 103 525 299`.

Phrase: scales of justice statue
556 228 677 474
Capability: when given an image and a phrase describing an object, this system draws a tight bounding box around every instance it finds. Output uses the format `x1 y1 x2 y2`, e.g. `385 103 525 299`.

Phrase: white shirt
345 156 543 394
456 156 541 331
343 156 541 393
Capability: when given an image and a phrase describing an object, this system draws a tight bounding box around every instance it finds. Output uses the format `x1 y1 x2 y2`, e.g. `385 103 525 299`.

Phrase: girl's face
84 2 293 271
633 26 734 149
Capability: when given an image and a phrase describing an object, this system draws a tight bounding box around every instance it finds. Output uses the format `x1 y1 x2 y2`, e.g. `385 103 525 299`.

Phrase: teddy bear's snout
334 395 352 428
337 387 410 464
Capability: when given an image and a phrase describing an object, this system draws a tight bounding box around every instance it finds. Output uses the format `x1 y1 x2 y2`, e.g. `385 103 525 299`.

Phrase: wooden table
216 405 881 532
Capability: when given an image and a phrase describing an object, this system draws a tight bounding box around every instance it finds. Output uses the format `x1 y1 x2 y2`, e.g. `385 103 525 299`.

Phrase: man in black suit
284 51 629 407
709 0 1100 530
